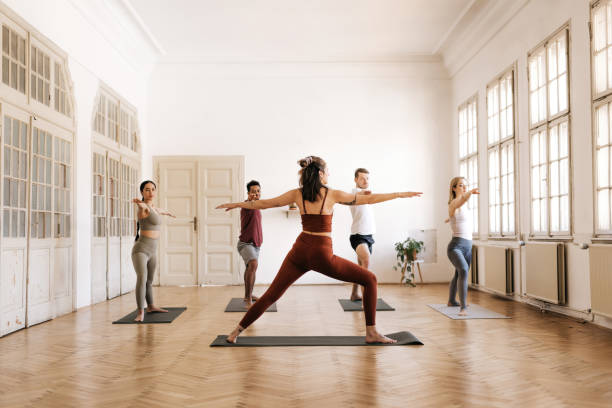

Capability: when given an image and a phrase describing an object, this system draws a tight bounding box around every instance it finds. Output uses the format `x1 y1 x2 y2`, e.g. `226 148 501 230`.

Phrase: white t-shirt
350 188 376 235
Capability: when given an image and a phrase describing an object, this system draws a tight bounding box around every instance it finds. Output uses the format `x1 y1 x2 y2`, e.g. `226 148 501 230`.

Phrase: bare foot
146 305 168 313
134 310 145 322
458 308 468 316
350 294 362 302
226 326 244 343
251 295 259 301
243 298 253 307
447 301 460 307
365 326 397 344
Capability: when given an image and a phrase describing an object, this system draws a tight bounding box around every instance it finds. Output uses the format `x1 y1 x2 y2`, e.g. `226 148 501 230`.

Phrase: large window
528 28 570 236
121 163 137 237
593 1 612 235
487 69 516 236
53 136 71 238
1 24 26 94
31 127 52 238
92 152 106 238
31 45 50 106
458 96 478 235
92 88 140 241
3 116 28 237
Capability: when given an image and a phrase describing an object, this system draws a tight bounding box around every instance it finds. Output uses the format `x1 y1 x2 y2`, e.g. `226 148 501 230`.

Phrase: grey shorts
237 241 260 266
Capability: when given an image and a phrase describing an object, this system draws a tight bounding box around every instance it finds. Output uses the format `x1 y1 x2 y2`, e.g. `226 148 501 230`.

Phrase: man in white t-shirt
349 168 376 301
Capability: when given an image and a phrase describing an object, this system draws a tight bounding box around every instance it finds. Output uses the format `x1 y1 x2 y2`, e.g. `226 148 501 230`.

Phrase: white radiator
525 242 566 305
483 245 514 295
589 244 612 318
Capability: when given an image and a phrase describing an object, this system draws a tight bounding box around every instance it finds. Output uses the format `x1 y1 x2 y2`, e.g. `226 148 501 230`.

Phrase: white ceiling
127 0 473 62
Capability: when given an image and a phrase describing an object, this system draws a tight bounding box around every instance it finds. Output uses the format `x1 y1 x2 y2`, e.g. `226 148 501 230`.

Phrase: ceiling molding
155 53 444 65
432 0 478 55
68 0 162 72
437 0 531 78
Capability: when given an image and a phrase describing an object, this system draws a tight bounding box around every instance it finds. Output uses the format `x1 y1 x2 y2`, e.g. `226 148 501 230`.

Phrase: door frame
154 155 244 285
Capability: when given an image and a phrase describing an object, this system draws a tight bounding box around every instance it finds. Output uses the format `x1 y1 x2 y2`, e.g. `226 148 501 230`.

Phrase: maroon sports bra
301 188 332 233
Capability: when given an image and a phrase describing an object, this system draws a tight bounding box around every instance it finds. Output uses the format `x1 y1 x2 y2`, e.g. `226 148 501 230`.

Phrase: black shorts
350 234 374 254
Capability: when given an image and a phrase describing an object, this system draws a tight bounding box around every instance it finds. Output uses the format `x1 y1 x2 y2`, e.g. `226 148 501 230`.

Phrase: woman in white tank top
446 177 479 315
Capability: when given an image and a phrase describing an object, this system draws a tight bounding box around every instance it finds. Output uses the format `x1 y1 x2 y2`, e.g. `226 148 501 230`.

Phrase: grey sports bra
140 204 161 231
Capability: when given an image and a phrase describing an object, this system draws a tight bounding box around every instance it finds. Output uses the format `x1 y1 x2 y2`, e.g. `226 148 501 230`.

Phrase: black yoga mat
338 298 395 311
112 307 187 324
224 298 277 312
210 331 422 347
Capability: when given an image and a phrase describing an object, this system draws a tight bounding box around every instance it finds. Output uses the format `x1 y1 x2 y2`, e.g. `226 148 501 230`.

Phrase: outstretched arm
132 198 149 219
333 190 422 206
448 188 479 218
216 189 298 211
157 209 176 218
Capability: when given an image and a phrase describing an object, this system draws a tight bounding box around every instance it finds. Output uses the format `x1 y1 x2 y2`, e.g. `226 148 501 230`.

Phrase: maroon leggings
239 233 377 328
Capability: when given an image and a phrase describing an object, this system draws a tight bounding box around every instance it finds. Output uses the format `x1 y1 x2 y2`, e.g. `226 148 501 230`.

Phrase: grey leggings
131 236 159 310
447 237 472 309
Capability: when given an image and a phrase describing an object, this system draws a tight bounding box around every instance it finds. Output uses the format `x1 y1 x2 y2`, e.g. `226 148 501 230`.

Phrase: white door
52 126 73 316
199 157 243 285
91 148 107 303
0 105 28 335
28 120 55 326
107 153 121 298
158 159 198 286
120 159 138 294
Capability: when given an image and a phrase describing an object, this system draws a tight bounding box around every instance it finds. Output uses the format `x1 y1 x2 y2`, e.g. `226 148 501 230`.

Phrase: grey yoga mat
427 304 510 319
210 331 423 347
338 298 395 311
224 298 277 312
112 307 187 324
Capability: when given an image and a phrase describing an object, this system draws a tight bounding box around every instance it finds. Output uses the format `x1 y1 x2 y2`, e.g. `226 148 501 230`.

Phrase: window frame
591 0 612 237
458 94 479 237
486 66 518 238
527 25 572 238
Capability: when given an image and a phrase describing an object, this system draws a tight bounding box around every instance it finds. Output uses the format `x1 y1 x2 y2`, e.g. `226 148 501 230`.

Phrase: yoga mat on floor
113 307 187 324
338 298 395 311
210 331 423 347
427 304 510 320
224 298 277 312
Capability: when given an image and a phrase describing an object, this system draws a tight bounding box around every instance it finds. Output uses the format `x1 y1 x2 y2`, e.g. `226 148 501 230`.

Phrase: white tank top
450 205 472 240
349 188 376 235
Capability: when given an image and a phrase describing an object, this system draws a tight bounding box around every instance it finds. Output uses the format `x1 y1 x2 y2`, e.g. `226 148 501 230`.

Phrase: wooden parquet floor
1 284 612 408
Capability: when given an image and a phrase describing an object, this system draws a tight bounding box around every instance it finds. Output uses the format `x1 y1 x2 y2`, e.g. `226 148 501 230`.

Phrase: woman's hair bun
298 156 313 168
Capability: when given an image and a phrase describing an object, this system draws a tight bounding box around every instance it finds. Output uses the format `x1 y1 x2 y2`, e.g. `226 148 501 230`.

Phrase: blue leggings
447 237 472 309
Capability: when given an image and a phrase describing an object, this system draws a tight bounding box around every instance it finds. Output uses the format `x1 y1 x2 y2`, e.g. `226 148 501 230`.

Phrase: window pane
532 165 540 198
560 158 569 195
560 195 569 232
548 43 557 80
595 7 606 52
596 52 607 93
598 189 610 230
549 79 558 116
550 161 559 196
558 73 568 112
598 104 609 147
559 121 568 158
533 200 540 231
550 126 559 161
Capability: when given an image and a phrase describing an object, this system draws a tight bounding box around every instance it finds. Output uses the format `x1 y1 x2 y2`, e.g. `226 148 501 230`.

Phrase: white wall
448 0 610 324
147 62 454 284
1 0 152 308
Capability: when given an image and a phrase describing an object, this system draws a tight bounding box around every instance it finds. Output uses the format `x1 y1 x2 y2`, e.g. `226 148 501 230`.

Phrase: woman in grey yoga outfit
446 177 479 316
132 180 175 322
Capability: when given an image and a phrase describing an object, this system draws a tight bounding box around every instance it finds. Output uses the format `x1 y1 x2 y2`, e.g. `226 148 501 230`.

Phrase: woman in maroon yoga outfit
216 156 422 343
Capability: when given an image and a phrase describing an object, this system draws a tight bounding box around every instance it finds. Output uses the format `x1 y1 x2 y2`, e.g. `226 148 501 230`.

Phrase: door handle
189 216 197 232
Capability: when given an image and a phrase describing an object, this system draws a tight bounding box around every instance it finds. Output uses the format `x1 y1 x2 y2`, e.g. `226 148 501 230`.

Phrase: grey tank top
140 204 161 231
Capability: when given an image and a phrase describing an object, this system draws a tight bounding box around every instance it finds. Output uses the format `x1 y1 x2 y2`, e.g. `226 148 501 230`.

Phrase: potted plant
392 237 424 286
